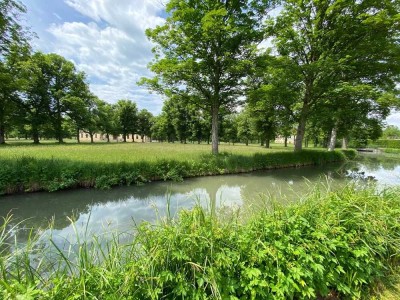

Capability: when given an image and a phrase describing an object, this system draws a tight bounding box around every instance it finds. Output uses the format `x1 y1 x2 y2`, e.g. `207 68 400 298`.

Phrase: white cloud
47 0 165 113
386 111 400 128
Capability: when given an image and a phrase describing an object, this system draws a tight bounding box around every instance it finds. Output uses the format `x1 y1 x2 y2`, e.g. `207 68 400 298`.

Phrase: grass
0 185 399 299
0 142 355 195
0 141 294 163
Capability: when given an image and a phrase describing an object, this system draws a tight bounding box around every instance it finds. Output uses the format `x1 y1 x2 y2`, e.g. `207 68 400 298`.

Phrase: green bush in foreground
0 149 355 195
1 185 399 299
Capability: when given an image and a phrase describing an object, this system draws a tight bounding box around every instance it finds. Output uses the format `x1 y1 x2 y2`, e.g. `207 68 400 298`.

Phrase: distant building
79 131 150 142
275 135 296 144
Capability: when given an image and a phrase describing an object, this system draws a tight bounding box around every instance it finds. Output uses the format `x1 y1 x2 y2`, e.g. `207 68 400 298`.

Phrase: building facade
78 131 150 142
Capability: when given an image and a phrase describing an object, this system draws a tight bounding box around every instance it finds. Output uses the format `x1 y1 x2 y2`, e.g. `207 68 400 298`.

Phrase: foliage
0 185 399 299
141 0 275 154
266 0 400 150
383 125 400 140
375 139 400 149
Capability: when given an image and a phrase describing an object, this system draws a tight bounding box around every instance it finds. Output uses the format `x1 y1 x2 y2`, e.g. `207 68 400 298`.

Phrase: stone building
79 131 150 142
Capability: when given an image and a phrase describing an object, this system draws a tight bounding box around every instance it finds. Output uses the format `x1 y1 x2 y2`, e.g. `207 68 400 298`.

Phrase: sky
20 0 400 126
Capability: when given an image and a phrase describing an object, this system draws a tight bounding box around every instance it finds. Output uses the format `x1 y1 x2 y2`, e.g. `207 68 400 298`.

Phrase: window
127 134 130 139
136 135 139 139
95 134 97 138
86 134 88 138
80 133 83 138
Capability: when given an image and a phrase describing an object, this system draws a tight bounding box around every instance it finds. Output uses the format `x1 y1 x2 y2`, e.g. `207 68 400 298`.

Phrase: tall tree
96 100 117 142
137 109 154 142
19 52 51 143
141 0 275 154
19 52 87 143
0 0 30 144
46 54 87 143
115 99 138 142
268 0 400 151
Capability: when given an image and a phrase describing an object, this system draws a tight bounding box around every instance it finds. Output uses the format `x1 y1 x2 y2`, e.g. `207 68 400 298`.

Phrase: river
0 153 399 248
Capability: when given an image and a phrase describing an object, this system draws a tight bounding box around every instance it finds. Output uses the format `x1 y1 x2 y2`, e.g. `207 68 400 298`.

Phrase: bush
374 139 400 149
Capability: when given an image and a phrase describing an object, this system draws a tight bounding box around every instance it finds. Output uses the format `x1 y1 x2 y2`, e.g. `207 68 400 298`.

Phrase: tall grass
0 185 399 299
0 144 356 195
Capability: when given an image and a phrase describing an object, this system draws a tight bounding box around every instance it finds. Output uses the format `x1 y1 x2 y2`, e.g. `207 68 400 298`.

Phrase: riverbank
0 143 356 195
1 185 399 299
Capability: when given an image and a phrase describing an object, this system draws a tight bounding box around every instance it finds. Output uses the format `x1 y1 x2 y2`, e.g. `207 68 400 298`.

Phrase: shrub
374 139 400 149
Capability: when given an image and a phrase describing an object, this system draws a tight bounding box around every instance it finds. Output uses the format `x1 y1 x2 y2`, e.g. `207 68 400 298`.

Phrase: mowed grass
0 141 293 163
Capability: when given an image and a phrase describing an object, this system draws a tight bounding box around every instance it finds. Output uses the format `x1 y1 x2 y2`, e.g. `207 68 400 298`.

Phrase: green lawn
0 141 294 163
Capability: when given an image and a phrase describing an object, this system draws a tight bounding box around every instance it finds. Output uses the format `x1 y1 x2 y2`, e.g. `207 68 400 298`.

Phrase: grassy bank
1 185 399 299
0 142 356 195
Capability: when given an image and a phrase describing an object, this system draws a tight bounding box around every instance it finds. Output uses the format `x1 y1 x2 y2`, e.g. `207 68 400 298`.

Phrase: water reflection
0 154 399 248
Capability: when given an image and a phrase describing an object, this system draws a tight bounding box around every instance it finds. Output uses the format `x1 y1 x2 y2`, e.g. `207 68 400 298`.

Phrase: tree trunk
0 124 5 144
328 126 338 151
90 133 94 143
295 89 311 151
342 137 348 149
141 134 145 142
284 137 288 147
32 130 40 144
55 96 64 143
77 128 80 143
246 139 248 146
265 139 270 148
123 134 127 142
106 134 110 143
211 105 219 155
295 116 307 151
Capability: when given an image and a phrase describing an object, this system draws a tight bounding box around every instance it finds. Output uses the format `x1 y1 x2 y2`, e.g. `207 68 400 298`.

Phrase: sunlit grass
0 141 294 163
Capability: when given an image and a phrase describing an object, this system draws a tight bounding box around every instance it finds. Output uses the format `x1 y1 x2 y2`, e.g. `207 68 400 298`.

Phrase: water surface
1 153 399 247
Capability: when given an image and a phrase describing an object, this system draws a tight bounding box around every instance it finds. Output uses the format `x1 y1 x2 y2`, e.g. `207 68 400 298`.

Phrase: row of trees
1 0 399 152
141 0 400 153
2 49 155 143
0 1 157 144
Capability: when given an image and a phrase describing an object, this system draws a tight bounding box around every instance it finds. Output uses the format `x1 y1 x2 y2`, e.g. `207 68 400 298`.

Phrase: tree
96 100 117 142
383 125 400 140
46 54 87 143
19 52 87 143
0 0 30 144
115 100 138 142
237 108 253 146
63 96 91 143
141 0 274 154
137 109 154 142
268 0 400 151
247 54 299 148
19 52 52 143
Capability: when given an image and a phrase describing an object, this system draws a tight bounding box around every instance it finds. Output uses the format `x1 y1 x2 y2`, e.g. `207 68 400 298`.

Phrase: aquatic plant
0 185 399 299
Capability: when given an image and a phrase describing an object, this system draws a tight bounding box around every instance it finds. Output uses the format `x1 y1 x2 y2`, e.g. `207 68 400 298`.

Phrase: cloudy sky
20 0 400 125
21 0 166 114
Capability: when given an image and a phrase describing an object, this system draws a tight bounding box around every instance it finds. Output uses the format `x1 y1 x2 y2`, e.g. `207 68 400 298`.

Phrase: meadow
0 141 355 195
0 141 293 163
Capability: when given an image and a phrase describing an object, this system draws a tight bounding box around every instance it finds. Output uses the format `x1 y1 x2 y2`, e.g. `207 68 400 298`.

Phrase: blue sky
20 0 400 126
21 0 166 114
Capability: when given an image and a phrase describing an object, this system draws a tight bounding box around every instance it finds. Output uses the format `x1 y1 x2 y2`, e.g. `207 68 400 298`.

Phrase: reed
0 185 399 299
